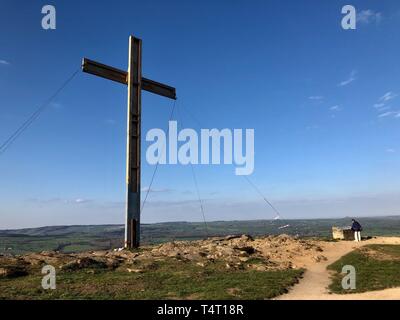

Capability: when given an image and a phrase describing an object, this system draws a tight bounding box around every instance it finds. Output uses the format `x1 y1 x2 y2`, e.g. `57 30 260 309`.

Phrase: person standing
351 219 362 242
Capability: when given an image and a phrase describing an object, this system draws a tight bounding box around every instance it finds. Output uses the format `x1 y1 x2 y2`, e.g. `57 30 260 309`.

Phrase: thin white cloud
380 92 397 102
74 198 91 204
27 197 92 205
386 148 396 153
378 111 395 118
338 70 357 87
0 59 10 65
373 93 398 117
309 96 324 101
374 103 386 109
378 111 400 119
378 106 391 112
357 9 383 25
141 187 172 193
330 105 341 111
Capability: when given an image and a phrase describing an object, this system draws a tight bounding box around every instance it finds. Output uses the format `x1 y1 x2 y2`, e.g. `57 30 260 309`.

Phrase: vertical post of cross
125 36 142 248
81 35 176 249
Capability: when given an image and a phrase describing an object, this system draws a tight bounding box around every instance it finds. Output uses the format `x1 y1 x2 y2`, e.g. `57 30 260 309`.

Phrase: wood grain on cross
82 36 176 248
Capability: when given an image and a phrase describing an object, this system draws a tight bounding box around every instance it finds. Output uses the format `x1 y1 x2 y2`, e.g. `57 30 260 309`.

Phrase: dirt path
276 237 400 300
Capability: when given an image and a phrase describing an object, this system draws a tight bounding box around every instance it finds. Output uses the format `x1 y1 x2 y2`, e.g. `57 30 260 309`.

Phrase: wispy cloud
309 96 324 101
372 92 398 118
386 148 396 153
376 106 391 112
141 187 172 193
330 105 341 112
27 197 93 205
374 103 386 109
357 9 383 25
0 59 10 65
380 92 397 102
378 111 400 119
338 70 357 87
74 198 92 204
378 111 394 118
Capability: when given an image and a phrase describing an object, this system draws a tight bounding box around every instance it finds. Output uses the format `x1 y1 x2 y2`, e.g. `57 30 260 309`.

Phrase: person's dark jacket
351 220 362 232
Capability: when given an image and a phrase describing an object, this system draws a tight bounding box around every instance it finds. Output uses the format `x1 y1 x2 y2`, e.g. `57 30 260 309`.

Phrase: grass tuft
328 245 400 294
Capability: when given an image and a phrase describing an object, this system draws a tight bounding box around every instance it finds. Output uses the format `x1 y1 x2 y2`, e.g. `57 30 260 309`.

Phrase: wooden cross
82 35 176 248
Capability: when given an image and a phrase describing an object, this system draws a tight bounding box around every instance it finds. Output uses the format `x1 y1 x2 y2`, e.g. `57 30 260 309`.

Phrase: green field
0 258 303 300
328 244 400 294
1 216 400 255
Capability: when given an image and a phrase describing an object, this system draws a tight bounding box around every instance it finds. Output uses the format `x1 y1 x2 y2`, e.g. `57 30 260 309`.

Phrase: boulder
61 257 108 271
0 266 28 278
233 246 256 255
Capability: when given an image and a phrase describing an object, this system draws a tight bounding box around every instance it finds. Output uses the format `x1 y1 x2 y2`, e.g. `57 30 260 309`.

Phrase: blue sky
1 0 400 229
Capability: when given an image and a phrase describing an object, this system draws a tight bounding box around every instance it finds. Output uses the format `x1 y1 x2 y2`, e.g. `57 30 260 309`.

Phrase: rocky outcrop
0 234 326 275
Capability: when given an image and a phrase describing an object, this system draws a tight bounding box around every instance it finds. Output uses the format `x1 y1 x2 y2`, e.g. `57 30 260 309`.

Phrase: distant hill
0 225 123 237
1 216 400 255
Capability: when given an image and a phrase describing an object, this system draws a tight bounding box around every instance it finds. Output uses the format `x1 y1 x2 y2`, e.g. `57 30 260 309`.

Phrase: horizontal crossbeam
82 58 176 100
